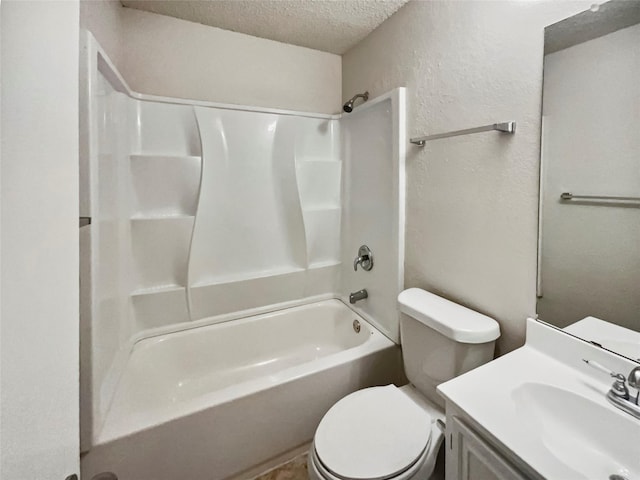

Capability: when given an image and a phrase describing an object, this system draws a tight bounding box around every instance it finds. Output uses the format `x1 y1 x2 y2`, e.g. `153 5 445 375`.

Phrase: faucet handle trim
582 359 630 399
583 359 640 419
353 245 373 272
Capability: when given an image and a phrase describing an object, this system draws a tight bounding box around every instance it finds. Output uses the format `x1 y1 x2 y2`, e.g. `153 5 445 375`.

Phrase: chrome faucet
353 245 373 271
349 289 368 304
583 359 640 420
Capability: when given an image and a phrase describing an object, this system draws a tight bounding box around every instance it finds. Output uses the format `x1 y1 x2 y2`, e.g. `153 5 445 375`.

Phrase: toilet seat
310 438 432 480
313 385 433 480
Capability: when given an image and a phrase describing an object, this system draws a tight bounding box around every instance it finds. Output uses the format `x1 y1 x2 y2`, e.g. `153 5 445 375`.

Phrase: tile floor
251 444 445 480
252 453 308 480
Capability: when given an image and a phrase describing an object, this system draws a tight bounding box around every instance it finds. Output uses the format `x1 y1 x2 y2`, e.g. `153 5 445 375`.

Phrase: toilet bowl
309 288 500 480
308 384 444 480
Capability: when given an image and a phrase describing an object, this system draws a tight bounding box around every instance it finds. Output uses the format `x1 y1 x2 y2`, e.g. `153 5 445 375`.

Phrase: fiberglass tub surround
84 43 342 447
80 32 406 479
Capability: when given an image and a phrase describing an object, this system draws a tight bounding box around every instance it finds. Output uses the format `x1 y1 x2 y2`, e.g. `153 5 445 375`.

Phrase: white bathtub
82 299 402 480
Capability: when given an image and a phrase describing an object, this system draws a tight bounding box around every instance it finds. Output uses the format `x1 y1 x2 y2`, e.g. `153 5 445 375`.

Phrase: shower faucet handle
353 245 373 271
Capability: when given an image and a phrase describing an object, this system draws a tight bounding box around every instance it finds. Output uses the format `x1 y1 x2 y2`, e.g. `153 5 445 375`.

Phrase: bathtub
82 299 402 480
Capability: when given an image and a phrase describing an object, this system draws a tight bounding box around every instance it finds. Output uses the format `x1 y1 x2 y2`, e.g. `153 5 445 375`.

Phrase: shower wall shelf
308 260 342 269
191 266 308 289
129 154 201 162
130 154 201 218
130 215 195 219
131 284 185 297
131 215 193 291
130 287 190 331
130 216 195 224
296 157 342 268
410 121 516 145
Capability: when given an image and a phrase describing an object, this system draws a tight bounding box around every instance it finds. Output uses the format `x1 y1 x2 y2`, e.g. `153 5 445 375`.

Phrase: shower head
343 91 369 113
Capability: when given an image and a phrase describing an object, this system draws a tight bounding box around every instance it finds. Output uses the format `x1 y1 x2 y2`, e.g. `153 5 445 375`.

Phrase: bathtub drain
353 319 361 333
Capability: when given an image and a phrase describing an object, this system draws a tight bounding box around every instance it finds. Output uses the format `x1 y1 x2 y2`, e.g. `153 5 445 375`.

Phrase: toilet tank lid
398 288 500 344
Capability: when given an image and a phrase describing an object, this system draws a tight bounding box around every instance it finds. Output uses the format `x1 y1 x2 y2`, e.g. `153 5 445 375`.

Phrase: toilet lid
315 385 432 480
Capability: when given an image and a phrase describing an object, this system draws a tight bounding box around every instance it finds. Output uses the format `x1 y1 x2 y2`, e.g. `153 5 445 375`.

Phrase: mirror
537 0 640 362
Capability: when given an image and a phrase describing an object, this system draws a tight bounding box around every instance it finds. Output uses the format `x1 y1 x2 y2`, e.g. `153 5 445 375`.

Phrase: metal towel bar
410 122 516 145
560 193 640 202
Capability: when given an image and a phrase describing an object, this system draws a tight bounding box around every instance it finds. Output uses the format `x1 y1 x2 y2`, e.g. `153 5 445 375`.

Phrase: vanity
438 319 640 480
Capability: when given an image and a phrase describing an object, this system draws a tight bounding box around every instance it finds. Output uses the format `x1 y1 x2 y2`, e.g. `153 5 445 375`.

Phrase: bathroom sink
438 319 640 480
513 382 640 480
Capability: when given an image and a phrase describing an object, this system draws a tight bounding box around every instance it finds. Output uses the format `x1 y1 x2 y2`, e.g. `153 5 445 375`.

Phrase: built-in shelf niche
130 216 193 291
129 100 201 157
296 157 342 267
129 154 201 218
130 286 189 332
127 103 202 333
303 208 341 267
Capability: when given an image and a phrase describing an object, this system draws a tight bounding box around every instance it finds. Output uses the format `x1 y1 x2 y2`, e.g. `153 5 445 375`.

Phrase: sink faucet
583 359 640 420
349 289 368 304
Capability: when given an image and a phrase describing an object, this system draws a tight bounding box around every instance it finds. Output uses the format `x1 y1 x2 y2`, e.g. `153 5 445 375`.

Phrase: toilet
308 288 501 480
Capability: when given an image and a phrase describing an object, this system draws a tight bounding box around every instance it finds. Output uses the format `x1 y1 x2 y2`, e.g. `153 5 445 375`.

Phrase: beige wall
343 0 591 354
80 0 123 69
80 1 341 114
1 1 80 476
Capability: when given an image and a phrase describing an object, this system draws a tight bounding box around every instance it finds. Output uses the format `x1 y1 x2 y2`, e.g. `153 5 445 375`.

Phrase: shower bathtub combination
80 32 406 480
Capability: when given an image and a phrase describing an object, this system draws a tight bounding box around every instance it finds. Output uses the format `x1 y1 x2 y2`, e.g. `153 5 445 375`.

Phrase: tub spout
349 289 368 304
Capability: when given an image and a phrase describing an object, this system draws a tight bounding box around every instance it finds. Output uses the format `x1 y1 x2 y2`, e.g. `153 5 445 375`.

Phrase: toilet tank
397 288 500 408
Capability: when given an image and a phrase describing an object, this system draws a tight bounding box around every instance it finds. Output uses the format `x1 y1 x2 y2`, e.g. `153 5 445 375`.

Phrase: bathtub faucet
349 289 368 304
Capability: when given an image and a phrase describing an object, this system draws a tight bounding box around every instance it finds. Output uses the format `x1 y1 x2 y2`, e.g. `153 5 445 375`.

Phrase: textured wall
80 0 342 114
538 24 640 331
343 0 591 354
1 1 80 477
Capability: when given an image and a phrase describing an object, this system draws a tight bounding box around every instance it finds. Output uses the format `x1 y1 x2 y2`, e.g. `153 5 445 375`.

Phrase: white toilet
308 288 500 480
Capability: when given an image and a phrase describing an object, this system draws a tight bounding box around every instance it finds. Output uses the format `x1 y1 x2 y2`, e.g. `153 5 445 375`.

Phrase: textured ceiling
120 0 411 54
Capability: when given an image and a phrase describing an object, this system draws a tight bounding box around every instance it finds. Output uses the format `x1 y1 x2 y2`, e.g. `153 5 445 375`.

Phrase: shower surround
80 32 406 479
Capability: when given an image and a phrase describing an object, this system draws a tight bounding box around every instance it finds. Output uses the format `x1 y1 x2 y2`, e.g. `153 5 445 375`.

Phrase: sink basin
513 383 640 480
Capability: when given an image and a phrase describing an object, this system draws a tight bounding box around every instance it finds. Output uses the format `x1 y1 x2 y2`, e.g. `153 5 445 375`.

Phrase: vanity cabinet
446 416 529 480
